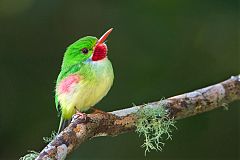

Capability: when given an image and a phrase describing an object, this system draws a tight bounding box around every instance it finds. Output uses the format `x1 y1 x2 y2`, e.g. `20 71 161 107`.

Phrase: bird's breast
77 58 114 109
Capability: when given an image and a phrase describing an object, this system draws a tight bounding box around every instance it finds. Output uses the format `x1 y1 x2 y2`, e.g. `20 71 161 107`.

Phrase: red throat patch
92 44 107 61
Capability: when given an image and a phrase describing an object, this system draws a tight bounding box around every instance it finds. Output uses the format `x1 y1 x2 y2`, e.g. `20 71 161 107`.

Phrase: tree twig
36 75 240 160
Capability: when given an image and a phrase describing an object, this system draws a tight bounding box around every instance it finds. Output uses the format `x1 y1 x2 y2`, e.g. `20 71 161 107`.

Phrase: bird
55 28 114 132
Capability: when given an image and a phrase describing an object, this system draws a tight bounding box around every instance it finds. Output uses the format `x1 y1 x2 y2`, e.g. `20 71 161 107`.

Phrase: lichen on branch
43 131 57 143
19 150 39 160
135 101 176 154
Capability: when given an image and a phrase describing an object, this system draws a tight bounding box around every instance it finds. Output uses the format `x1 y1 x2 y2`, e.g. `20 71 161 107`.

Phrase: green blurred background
0 0 239 159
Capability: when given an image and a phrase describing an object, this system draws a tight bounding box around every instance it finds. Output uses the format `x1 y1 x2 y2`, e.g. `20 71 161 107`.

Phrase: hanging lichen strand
135 101 177 155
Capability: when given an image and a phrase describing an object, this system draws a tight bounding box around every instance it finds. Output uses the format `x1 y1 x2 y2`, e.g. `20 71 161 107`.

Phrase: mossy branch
135 103 176 155
31 75 240 160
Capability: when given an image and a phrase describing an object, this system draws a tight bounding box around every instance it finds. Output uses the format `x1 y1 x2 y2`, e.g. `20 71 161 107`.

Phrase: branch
36 75 240 160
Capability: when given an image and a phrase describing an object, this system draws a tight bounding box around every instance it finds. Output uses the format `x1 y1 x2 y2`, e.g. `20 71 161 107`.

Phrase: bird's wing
55 63 82 114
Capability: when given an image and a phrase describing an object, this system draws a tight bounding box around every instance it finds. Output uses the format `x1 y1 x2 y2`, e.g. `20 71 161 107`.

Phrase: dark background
0 0 239 159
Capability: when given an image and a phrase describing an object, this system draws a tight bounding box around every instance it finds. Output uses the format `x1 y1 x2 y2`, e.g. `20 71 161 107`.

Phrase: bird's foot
72 107 88 123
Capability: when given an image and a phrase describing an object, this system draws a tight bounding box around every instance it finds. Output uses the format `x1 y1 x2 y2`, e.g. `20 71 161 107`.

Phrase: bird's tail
57 117 71 134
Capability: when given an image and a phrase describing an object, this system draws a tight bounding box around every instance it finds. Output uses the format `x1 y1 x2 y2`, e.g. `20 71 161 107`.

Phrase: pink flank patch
59 74 80 93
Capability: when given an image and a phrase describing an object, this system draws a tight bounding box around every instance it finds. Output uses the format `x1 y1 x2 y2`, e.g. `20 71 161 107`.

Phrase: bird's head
62 28 113 68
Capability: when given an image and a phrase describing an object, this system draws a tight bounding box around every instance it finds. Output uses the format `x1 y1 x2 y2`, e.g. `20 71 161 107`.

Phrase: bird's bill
96 28 113 45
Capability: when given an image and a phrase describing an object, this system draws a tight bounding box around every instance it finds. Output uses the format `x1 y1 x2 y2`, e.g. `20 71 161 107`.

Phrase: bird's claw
72 107 88 123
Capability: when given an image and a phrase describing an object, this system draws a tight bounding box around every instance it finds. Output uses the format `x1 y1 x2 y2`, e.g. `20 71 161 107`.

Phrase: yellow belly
58 58 114 119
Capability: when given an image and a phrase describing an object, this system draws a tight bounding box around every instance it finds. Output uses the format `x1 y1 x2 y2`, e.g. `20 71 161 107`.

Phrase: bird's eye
82 48 89 54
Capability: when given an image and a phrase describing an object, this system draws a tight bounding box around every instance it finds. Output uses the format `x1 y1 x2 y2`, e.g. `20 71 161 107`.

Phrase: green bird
55 28 114 132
